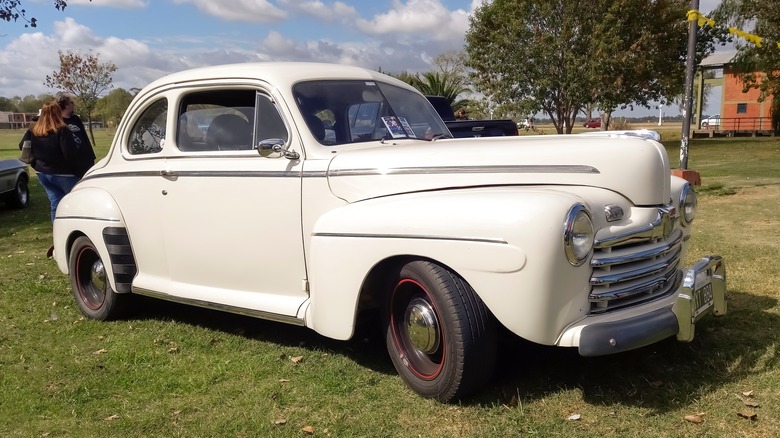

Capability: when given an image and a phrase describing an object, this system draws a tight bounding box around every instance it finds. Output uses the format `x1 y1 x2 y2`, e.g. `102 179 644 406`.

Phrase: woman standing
23 102 90 226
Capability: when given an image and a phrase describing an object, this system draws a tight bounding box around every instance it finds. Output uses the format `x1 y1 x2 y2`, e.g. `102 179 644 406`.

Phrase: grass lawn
1 129 779 437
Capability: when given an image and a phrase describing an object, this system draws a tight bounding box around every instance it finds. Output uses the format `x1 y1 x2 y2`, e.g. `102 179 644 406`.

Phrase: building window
737 103 747 114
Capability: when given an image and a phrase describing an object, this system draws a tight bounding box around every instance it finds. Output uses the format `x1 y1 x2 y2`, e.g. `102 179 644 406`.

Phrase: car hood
326 135 671 206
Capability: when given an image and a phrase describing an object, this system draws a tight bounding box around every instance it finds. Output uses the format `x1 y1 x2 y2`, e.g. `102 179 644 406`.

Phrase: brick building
696 52 775 134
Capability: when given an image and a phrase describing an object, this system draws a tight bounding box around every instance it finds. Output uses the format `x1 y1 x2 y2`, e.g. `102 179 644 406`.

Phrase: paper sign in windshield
382 116 416 138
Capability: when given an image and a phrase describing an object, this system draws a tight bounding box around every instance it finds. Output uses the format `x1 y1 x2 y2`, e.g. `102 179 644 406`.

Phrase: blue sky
0 0 723 116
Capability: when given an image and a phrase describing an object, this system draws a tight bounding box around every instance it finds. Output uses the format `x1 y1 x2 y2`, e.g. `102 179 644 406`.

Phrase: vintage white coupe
53 62 726 402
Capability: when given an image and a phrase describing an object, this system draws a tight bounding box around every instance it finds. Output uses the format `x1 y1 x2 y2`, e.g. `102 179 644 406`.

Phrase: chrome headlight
680 184 697 225
564 204 595 266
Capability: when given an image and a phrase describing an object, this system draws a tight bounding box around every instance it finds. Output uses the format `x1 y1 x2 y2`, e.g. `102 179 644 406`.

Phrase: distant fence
694 117 777 138
700 117 774 131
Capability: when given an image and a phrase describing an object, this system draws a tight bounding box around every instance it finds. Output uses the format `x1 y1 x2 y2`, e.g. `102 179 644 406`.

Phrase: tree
45 50 117 145
95 88 134 129
0 1 86 27
714 1 780 134
465 0 723 133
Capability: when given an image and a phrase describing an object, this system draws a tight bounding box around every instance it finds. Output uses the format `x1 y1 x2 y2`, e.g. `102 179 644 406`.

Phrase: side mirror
256 138 300 160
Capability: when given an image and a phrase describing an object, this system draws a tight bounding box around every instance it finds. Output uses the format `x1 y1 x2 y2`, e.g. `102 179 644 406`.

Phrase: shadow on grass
127 289 777 410
132 298 396 376
478 290 778 410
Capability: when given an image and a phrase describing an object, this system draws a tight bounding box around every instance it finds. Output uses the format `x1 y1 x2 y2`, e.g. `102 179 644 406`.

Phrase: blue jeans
37 173 79 222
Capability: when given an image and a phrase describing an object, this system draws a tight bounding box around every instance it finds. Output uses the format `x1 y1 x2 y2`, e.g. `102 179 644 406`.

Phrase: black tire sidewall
384 260 493 401
68 236 121 321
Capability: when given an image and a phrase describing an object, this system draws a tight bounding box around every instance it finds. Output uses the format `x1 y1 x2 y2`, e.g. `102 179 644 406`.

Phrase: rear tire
383 260 496 402
69 236 132 321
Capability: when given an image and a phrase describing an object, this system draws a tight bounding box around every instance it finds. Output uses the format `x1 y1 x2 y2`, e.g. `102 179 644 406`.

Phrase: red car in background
583 118 601 128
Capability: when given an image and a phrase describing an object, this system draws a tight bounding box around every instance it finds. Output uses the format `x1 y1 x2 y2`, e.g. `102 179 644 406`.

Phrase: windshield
293 80 451 146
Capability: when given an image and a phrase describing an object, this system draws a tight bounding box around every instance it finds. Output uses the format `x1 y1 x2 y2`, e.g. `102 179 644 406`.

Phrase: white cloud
172 0 287 23
68 0 147 7
278 0 359 21
356 0 470 42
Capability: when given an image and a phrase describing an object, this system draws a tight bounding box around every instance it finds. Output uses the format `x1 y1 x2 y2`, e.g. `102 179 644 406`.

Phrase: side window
177 89 256 152
255 93 289 144
128 99 167 155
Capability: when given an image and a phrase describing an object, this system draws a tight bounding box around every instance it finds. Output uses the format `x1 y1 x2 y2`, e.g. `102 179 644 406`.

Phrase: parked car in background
0 159 30 209
583 118 601 128
425 95 518 138
52 62 727 402
517 118 537 132
701 114 720 129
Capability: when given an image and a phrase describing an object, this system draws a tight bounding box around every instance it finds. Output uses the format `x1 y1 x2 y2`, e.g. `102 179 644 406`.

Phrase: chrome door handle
160 170 176 176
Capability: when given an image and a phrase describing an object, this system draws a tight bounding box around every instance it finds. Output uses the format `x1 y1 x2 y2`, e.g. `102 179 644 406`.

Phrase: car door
159 87 308 318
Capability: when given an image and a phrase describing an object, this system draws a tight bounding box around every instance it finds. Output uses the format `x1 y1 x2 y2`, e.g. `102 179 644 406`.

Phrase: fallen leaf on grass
104 414 120 421
649 380 664 388
684 412 705 424
273 419 287 426
566 413 581 421
742 390 754 397
737 412 758 421
290 356 304 364
302 425 314 435
93 349 108 355
741 399 760 408
168 347 179 354
279 379 290 383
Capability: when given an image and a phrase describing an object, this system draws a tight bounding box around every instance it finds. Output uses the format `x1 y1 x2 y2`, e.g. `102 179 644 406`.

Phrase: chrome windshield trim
313 232 507 245
329 164 600 177
133 287 306 326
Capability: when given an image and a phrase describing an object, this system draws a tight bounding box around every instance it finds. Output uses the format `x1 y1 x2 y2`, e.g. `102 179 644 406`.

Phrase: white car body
701 114 721 128
52 62 726 401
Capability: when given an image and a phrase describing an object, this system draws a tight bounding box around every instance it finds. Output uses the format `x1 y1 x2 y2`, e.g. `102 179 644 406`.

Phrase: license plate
692 282 714 318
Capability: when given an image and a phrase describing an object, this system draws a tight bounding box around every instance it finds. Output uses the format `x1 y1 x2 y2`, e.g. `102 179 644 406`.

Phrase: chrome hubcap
90 260 106 293
404 298 440 354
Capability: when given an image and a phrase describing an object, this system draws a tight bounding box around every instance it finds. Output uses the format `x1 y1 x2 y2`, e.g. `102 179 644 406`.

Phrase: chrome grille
589 207 684 313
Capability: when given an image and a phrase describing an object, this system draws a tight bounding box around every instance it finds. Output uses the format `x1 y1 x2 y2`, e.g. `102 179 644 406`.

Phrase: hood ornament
604 204 624 222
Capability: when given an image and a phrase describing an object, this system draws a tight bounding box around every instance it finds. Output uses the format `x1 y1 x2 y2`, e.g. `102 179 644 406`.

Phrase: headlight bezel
563 203 595 267
680 183 697 226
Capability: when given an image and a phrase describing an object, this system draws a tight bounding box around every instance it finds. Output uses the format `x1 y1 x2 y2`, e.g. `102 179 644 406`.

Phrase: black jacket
20 126 92 178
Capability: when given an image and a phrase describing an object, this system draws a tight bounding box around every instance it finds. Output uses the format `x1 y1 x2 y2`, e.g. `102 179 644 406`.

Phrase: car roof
138 62 413 98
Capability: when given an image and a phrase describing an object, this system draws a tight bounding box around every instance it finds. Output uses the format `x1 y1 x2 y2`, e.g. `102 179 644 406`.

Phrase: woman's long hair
31 102 66 137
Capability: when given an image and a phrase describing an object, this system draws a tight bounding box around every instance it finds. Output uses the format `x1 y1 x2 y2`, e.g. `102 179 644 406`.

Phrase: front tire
384 260 496 402
69 236 131 321
6 176 29 208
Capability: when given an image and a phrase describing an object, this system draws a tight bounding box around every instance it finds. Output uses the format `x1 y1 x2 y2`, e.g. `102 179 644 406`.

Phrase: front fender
52 187 125 286
305 187 592 343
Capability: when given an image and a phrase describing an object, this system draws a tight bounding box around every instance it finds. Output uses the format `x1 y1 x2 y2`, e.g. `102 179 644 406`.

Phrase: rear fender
52 188 126 291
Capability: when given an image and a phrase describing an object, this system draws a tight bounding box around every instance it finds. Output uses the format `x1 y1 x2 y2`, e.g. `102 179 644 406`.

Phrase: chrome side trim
81 164 596 182
55 215 122 222
132 287 306 326
312 232 507 244
329 164 600 177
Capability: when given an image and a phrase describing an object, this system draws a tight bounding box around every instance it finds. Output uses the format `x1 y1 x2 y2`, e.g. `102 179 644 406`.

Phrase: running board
132 287 306 326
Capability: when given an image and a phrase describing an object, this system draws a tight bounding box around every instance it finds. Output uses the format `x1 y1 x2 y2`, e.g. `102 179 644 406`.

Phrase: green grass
1 130 779 436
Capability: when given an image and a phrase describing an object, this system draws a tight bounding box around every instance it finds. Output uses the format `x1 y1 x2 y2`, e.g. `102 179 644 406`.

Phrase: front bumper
578 256 726 356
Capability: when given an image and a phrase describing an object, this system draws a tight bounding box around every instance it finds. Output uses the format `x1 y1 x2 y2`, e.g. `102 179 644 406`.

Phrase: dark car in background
0 159 30 209
583 118 601 128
